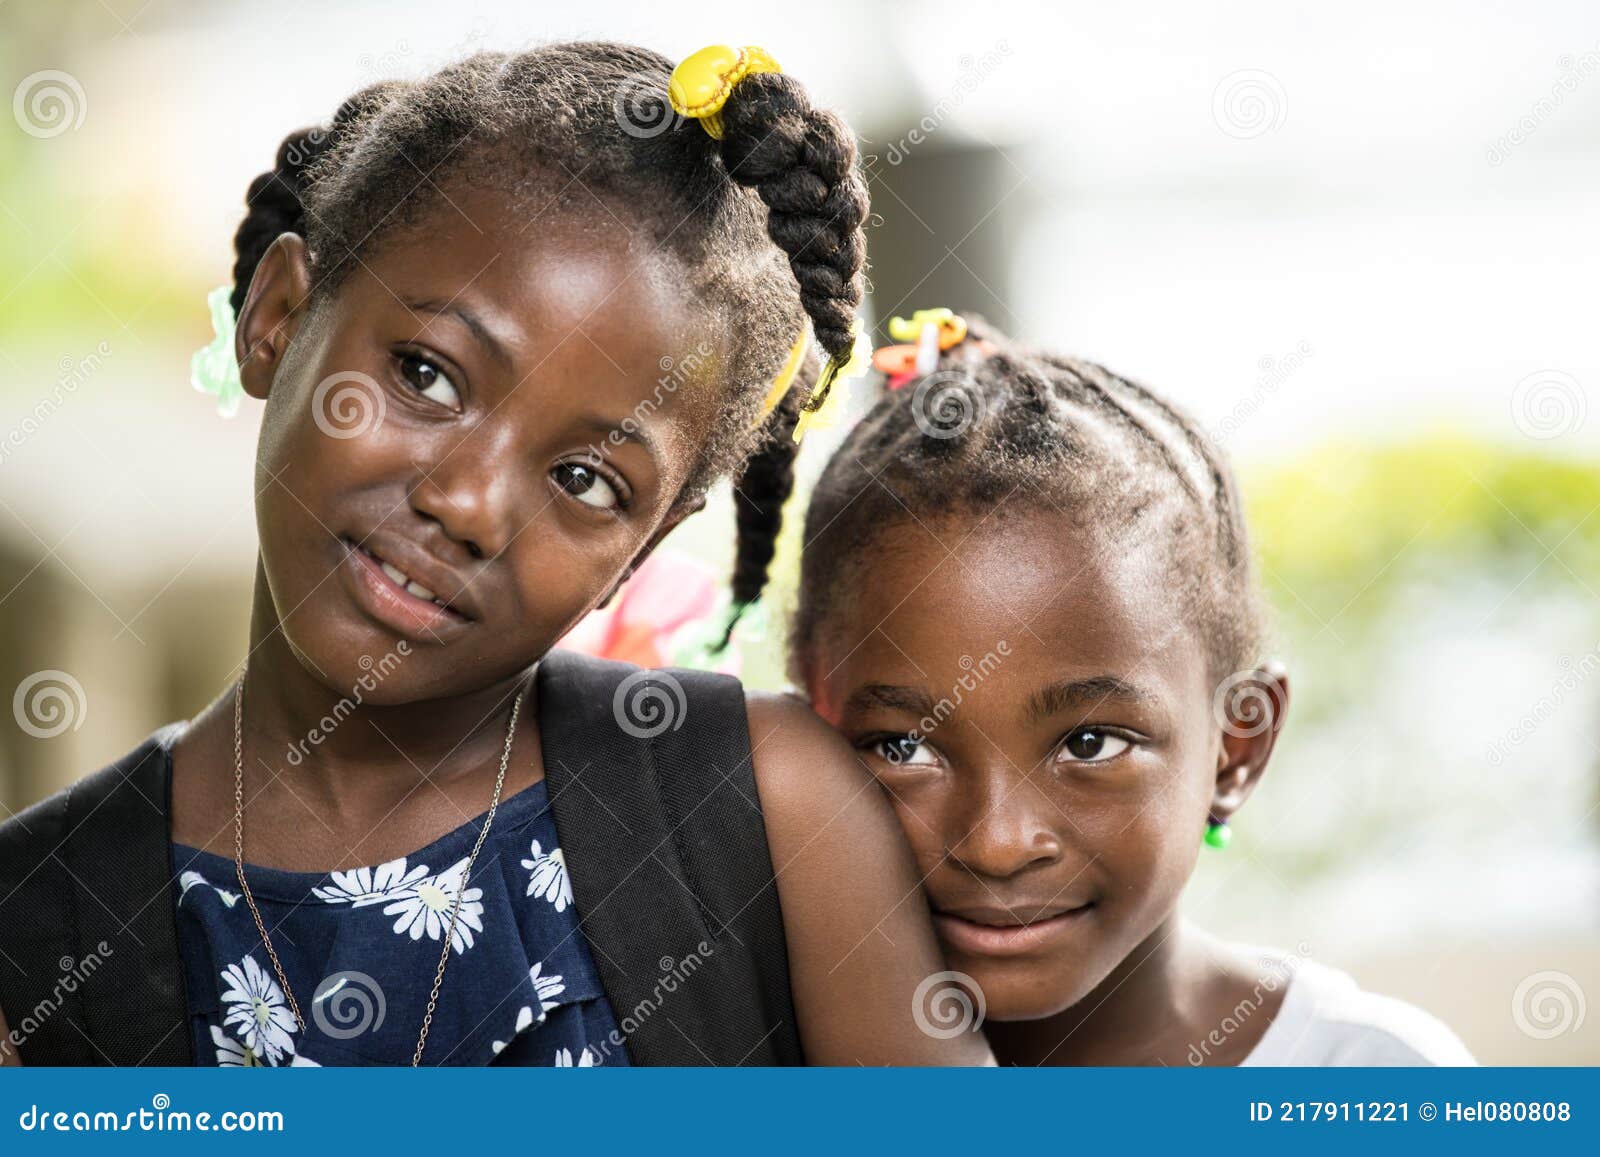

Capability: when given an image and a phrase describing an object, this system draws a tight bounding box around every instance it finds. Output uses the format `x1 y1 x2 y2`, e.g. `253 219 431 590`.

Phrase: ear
594 492 710 610
235 234 314 401
1210 661 1290 822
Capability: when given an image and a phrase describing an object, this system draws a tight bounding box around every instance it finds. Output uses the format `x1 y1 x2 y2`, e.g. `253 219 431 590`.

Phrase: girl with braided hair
791 314 1474 1066
0 45 991 1068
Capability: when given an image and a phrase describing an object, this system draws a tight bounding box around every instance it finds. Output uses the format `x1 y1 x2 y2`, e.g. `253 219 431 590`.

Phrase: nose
408 426 520 560
946 772 1064 881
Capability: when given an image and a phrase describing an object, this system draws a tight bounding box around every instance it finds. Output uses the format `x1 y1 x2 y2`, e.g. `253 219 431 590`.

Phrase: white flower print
529 962 566 1010
218 956 298 1065
554 1046 598 1067
211 1023 263 1067
212 1021 320 1068
179 869 239 908
312 856 428 908
521 841 572 912
382 856 484 953
489 964 568 1056
491 1006 541 1056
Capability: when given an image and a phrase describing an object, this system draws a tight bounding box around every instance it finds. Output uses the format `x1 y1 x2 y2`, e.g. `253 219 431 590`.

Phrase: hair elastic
668 45 782 139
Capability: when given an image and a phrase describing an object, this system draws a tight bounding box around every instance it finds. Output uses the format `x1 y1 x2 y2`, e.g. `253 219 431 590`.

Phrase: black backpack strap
0 724 193 1065
537 649 803 1065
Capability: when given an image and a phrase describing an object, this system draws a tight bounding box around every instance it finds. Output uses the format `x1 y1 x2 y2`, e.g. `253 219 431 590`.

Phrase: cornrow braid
221 45 870 635
791 317 1264 685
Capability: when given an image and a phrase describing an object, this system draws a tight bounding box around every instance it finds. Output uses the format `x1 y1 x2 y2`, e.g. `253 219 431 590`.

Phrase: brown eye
553 462 620 510
873 735 937 767
398 354 459 408
1058 728 1131 764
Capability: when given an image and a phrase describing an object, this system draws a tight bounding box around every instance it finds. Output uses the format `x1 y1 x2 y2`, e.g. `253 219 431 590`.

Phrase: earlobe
235 234 314 401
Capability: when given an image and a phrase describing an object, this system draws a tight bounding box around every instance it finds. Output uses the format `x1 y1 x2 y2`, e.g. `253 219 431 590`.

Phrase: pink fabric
556 551 738 674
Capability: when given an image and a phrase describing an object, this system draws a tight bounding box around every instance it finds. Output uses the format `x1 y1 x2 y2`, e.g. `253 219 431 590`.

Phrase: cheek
881 782 950 874
1080 763 1210 906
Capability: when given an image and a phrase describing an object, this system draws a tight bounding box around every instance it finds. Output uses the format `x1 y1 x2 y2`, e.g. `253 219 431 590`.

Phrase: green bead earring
1204 818 1232 850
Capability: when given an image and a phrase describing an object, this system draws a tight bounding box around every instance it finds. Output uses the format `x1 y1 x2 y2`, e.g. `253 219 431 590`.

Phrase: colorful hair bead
875 307 970 389
668 45 781 139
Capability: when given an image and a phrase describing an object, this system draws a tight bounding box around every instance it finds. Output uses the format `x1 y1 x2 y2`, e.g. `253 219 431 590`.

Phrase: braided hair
226 45 868 616
790 319 1265 685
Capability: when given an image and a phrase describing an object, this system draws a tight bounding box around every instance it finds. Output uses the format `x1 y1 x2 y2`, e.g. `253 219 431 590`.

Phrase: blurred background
1 0 1595 1063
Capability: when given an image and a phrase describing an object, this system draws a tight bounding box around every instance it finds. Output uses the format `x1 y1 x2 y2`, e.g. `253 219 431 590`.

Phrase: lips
932 901 1094 958
340 534 477 642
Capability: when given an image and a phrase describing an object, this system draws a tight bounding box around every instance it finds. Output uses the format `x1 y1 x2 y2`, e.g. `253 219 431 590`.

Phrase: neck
229 558 535 815
986 915 1219 1066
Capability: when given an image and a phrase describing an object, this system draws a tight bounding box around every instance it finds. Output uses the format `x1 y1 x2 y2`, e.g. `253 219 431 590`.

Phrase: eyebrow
400 296 512 371
572 412 659 462
1024 675 1157 724
843 683 941 720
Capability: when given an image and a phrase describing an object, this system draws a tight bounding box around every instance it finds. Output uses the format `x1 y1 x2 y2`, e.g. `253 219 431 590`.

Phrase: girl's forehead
818 512 1207 691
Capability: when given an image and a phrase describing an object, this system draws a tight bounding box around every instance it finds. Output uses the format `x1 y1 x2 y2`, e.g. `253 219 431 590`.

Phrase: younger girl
0 46 991 1068
790 315 1474 1065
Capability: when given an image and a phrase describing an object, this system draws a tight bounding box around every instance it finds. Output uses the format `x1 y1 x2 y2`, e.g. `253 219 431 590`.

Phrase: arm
746 691 994 1066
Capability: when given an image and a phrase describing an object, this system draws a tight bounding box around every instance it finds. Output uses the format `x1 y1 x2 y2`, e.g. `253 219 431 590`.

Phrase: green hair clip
190 285 245 418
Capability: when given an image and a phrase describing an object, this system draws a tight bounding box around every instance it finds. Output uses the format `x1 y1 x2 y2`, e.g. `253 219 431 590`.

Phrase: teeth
363 545 451 612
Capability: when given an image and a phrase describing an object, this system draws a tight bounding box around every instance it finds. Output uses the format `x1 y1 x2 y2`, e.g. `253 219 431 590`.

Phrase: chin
950 950 1112 1024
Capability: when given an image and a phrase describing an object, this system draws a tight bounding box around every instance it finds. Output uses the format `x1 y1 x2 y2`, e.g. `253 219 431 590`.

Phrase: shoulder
0 724 182 886
743 689 875 827
1244 948 1476 1067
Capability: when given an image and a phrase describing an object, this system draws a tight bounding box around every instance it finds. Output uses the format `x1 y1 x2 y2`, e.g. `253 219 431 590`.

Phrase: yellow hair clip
756 326 809 425
669 45 782 139
794 319 870 444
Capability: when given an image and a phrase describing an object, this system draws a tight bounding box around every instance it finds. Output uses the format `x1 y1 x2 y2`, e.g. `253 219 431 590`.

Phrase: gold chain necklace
231 661 526 1067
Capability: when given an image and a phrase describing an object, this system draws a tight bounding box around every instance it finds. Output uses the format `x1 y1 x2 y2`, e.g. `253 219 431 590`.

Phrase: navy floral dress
171 776 629 1067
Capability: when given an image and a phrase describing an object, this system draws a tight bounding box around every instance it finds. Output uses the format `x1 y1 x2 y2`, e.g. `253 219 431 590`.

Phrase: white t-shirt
1240 949 1477 1066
